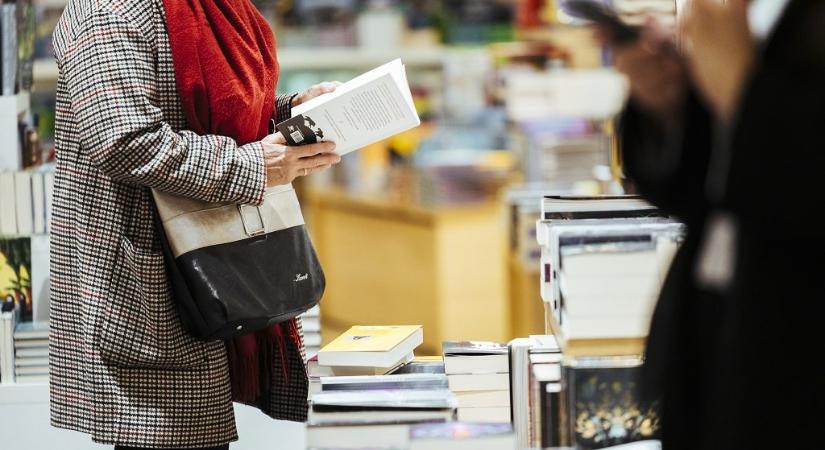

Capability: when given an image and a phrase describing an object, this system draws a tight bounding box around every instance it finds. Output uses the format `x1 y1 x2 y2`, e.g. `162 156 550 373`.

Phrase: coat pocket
99 237 209 369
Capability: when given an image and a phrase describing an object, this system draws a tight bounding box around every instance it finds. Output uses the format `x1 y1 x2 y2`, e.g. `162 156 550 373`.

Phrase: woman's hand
292 81 343 108
681 0 756 122
599 19 688 128
261 132 341 186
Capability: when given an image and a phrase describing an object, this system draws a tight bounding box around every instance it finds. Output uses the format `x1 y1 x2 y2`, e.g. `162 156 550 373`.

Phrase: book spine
31 171 43 233
0 170 16 234
14 170 32 234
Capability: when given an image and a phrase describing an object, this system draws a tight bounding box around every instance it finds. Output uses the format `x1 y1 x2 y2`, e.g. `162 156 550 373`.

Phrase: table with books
304 195 677 450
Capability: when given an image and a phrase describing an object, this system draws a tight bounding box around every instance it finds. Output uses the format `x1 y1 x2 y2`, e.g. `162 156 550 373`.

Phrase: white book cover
278 59 420 156
31 171 46 234
0 171 17 235
14 171 33 235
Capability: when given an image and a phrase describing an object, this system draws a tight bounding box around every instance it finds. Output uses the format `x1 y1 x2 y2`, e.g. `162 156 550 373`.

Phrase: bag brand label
294 273 309 282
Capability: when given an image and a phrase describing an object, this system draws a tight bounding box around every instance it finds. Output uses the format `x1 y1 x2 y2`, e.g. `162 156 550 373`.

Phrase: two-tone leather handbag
152 184 325 340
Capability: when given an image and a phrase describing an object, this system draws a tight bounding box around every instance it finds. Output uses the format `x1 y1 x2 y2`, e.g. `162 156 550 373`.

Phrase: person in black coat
604 0 825 448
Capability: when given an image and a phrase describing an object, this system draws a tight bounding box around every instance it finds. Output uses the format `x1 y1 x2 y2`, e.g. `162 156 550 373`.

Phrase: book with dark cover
563 356 660 449
541 195 661 221
541 382 562 448
276 114 323 146
321 373 448 392
0 2 17 95
16 0 34 92
443 341 508 356
390 360 445 375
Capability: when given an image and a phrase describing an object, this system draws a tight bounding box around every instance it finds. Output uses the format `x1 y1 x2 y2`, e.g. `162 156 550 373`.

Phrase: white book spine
31 172 45 234
14 171 33 235
0 171 17 234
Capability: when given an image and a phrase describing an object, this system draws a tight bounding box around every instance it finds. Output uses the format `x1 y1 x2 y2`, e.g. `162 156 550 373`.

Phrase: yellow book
319 325 423 369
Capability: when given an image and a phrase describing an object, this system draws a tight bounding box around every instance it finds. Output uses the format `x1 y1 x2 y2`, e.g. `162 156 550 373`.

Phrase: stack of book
317 325 423 376
508 335 562 449
307 382 457 450
442 341 511 423
300 305 321 358
536 195 683 357
13 320 48 383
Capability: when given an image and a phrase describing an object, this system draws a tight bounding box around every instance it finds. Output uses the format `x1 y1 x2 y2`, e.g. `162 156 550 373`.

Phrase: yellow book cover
321 325 422 353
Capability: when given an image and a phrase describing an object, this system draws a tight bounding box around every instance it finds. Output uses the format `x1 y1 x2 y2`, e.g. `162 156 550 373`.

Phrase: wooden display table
304 188 510 355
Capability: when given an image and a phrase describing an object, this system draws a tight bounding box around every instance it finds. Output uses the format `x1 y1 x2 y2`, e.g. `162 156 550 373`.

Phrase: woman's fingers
296 153 341 170
262 132 287 145
285 141 337 160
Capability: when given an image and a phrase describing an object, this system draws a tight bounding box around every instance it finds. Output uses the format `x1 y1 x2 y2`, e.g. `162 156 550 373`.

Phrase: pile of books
12 320 48 383
300 305 321 358
442 341 511 423
317 325 423 376
307 326 518 449
536 195 683 357
519 195 677 449
508 335 561 449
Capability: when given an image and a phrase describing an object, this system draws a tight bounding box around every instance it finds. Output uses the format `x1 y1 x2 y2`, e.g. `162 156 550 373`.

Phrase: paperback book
277 59 420 156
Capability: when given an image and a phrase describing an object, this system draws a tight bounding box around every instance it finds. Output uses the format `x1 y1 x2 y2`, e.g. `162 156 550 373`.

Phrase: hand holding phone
562 0 640 44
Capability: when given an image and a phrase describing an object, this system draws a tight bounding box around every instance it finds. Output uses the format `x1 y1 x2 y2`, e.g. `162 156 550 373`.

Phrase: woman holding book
604 0 825 448
49 0 340 448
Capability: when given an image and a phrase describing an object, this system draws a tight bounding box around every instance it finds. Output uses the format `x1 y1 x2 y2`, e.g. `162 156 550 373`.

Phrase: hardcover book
443 341 509 375
564 356 660 449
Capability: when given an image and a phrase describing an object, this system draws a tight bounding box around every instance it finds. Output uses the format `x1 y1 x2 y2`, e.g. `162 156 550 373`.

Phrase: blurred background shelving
12 0 659 354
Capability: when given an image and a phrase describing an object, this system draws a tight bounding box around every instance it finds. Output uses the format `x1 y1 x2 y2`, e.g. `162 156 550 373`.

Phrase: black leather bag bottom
156 208 325 341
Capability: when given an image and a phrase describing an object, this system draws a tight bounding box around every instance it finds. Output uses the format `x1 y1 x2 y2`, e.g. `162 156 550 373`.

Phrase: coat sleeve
729 61 825 233
60 9 266 206
275 93 298 124
618 91 714 226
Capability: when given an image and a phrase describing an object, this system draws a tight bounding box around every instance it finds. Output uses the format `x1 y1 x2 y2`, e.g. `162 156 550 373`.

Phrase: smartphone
561 0 640 44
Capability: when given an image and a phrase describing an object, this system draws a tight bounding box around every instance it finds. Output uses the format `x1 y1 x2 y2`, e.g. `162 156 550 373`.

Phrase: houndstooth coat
49 0 308 447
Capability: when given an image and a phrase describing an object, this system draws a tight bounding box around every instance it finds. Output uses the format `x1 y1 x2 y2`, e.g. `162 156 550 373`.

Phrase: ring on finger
302 168 309 177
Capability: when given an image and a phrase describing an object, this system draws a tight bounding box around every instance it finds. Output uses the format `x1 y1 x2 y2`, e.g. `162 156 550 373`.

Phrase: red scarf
163 0 301 405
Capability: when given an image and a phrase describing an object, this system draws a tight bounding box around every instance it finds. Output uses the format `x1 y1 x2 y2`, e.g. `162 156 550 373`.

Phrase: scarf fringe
228 321 303 405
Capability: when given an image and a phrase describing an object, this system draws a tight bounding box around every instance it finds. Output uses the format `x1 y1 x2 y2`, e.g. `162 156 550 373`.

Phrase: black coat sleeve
727 60 825 236
618 92 714 227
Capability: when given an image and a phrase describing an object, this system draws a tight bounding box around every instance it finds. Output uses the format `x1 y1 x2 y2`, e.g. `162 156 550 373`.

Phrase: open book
276 59 421 156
